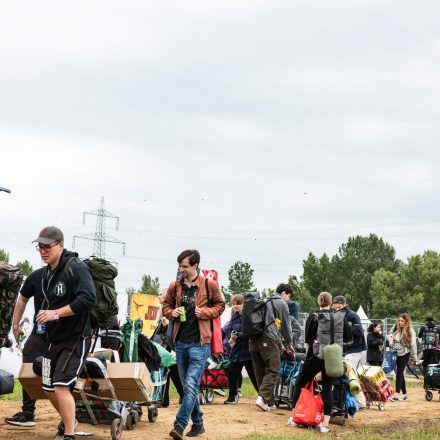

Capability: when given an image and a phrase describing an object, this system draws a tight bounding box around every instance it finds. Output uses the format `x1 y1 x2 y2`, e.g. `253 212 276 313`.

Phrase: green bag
323 343 344 378
121 318 143 362
152 341 176 367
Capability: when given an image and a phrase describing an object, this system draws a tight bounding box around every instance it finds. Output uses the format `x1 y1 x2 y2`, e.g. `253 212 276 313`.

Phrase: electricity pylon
73 196 126 259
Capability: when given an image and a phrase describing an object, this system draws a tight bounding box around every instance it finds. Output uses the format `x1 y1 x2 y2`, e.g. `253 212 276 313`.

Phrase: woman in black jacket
367 323 385 366
289 292 352 434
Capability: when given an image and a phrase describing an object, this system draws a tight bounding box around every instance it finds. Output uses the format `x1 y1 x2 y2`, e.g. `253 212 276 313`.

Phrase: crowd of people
2 236 440 439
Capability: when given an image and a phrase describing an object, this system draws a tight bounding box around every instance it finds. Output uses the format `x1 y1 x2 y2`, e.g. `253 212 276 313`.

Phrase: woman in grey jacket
388 313 417 401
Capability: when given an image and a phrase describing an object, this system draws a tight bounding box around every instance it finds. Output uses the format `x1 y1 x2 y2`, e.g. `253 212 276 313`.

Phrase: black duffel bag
0 369 14 395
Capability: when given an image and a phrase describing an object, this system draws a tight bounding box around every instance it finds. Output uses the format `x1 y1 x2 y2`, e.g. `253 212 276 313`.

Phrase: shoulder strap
330 312 335 344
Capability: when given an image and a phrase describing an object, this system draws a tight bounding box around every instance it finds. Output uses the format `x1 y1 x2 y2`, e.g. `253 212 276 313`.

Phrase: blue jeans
174 341 211 430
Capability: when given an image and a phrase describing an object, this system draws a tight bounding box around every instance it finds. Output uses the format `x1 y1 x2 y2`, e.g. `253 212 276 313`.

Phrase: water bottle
36 310 47 334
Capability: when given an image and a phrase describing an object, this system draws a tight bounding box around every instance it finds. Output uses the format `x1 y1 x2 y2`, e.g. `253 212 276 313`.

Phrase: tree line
3 233 439 321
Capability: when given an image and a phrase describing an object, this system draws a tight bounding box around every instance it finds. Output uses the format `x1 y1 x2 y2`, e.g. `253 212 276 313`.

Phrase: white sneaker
315 424 330 433
287 417 299 427
238 388 242 397
255 396 270 412
214 388 226 396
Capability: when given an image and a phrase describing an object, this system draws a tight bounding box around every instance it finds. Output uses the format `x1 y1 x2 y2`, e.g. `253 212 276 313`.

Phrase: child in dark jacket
223 294 259 404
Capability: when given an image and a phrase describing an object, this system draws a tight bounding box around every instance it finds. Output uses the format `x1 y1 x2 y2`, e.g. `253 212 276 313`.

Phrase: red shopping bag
292 379 324 426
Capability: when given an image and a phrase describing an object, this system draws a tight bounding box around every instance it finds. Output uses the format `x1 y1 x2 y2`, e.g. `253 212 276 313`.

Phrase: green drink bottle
179 306 187 322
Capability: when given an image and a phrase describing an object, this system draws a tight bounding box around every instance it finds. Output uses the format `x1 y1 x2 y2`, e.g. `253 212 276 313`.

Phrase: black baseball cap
32 226 64 244
333 295 347 305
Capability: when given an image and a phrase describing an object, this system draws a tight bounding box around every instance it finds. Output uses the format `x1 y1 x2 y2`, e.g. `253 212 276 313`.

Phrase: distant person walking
222 294 258 404
388 313 417 401
367 323 385 367
418 317 440 375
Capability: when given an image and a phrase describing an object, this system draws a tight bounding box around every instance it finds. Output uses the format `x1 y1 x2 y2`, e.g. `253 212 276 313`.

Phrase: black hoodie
20 250 96 343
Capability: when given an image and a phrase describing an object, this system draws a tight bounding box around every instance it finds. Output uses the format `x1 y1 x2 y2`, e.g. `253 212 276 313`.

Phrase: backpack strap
330 312 335 344
264 298 277 331
205 278 214 331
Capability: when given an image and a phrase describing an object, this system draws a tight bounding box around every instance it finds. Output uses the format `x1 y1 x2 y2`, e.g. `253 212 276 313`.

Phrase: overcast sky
1 1 440 313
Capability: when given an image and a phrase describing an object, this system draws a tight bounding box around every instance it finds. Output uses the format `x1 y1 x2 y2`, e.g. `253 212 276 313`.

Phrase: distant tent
357 305 371 330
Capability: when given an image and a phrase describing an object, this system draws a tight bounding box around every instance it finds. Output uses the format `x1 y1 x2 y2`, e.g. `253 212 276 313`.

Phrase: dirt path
0 386 439 439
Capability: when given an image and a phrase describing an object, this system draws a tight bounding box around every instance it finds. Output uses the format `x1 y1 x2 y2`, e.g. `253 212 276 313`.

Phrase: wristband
53 313 60 321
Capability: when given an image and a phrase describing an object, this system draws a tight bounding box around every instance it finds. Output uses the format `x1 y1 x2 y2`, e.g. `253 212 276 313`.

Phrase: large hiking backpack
65 257 118 330
242 292 277 340
313 310 345 378
421 325 440 350
0 262 23 348
312 310 345 360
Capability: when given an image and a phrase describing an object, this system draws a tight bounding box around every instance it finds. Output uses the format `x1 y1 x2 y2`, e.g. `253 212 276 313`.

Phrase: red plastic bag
292 379 323 426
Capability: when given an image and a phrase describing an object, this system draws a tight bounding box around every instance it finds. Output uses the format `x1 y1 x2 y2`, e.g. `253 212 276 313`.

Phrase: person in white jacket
388 313 417 401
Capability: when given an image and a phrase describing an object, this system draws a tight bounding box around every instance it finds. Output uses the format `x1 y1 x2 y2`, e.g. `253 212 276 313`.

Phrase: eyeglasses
35 243 59 252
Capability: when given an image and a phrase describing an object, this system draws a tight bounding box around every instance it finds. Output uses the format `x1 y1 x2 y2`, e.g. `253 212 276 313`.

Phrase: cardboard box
107 362 153 401
358 365 386 387
19 362 153 402
18 363 47 399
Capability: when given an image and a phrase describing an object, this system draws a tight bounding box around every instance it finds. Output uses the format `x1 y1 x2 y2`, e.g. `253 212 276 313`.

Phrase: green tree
288 274 316 314
261 287 274 299
0 249 9 263
302 252 335 297
16 260 33 276
332 234 400 314
221 261 255 305
139 274 160 295
371 251 440 322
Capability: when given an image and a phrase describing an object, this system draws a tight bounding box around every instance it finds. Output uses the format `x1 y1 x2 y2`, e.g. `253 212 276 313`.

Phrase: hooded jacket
367 331 385 364
21 250 96 343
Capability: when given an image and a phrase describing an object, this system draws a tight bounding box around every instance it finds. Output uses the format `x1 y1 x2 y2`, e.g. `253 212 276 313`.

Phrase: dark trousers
22 332 49 415
369 361 382 367
396 353 410 394
228 360 258 399
250 334 280 406
163 363 184 407
422 350 439 375
291 356 333 416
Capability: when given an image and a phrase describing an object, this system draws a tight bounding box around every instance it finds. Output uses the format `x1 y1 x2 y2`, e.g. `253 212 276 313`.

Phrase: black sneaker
186 424 205 437
63 436 75 440
4 412 36 427
169 425 184 440
54 419 78 440
224 395 238 404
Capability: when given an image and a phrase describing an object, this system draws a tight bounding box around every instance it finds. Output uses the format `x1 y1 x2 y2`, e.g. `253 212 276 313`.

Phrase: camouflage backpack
0 262 23 348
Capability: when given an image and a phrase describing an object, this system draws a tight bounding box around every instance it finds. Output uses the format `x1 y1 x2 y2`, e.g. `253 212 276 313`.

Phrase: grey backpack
312 310 345 360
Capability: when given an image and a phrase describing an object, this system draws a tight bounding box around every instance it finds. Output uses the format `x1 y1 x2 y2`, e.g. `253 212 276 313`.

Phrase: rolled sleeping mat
345 362 361 396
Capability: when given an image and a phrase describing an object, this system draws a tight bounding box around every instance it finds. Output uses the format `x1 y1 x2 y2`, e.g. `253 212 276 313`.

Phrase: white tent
357 305 371 330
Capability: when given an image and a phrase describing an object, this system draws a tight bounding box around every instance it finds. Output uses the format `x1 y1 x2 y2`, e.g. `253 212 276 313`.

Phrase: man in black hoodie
9 226 96 440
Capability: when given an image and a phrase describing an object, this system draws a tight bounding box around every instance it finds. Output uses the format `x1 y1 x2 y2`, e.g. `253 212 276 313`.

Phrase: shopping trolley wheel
366 400 371 409
111 418 123 440
206 389 214 404
425 391 433 401
126 412 137 430
148 405 158 422
378 402 385 411
199 392 206 405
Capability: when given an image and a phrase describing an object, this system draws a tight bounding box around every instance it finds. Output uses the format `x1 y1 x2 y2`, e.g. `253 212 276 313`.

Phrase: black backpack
242 292 277 340
0 262 23 348
421 325 440 350
65 257 118 330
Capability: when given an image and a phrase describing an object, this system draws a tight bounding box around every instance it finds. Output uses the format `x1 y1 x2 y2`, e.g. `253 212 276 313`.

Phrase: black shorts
42 337 91 392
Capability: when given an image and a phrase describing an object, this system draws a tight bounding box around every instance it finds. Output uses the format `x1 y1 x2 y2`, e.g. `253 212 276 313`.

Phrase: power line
72 197 126 260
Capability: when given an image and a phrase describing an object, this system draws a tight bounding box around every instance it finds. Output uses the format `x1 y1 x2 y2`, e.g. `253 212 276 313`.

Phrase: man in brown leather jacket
163 250 225 440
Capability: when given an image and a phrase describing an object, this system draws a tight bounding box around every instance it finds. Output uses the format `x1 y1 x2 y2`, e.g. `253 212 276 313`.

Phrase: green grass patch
0 380 22 401
238 424 440 440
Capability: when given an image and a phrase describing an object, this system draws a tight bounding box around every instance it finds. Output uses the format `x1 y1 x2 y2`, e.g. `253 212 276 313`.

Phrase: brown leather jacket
162 275 225 345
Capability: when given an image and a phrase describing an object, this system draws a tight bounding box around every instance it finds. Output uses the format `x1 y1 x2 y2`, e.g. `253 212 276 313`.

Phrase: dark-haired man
6 226 96 440
163 250 225 440
276 283 299 320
